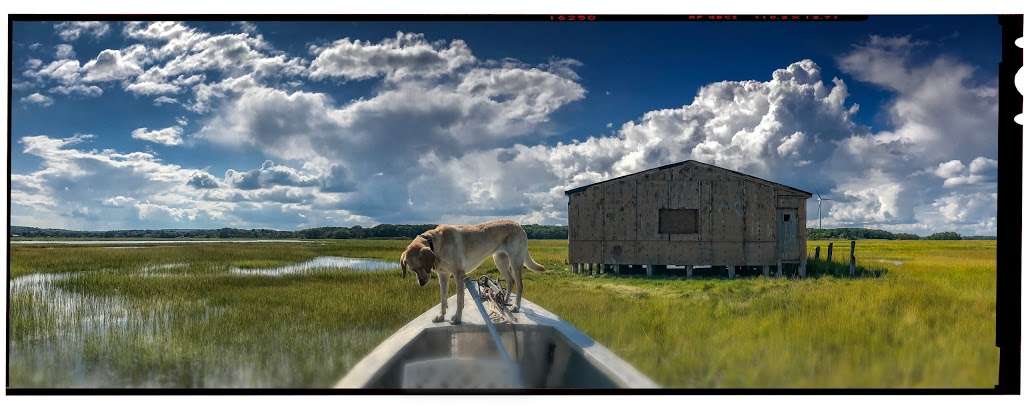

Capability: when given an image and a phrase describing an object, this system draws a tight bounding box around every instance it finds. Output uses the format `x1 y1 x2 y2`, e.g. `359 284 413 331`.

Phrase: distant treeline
807 228 994 240
9 225 991 241
9 224 570 240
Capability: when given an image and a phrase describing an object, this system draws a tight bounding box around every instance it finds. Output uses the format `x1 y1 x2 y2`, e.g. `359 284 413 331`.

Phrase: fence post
849 240 857 276
813 246 821 276
826 242 834 273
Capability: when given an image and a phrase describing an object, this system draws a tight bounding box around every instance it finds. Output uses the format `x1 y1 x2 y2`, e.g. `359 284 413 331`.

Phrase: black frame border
5 13 1021 395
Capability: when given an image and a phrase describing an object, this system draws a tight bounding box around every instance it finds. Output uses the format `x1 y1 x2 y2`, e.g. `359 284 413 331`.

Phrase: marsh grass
522 240 996 387
8 239 997 388
10 242 432 387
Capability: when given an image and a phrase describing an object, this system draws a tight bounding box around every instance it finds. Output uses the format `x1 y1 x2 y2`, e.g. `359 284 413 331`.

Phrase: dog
400 220 546 324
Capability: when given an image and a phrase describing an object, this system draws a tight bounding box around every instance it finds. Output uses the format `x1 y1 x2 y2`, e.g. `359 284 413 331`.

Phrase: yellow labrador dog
400 220 546 324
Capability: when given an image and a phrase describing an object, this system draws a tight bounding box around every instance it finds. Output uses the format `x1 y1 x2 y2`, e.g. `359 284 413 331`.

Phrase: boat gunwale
335 291 659 389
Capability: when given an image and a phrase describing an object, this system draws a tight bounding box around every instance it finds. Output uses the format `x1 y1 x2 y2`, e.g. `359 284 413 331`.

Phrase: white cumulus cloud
131 126 184 146
55 44 75 59
21 93 54 107
309 32 474 81
54 21 110 41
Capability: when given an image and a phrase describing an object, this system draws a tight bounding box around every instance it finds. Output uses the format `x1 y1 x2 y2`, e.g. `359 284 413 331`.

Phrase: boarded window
658 208 698 234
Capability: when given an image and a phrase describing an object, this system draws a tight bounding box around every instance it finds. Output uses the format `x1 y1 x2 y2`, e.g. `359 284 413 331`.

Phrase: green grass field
8 239 997 388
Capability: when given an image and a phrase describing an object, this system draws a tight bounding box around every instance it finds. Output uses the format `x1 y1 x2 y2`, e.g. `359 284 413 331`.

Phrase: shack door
776 208 799 261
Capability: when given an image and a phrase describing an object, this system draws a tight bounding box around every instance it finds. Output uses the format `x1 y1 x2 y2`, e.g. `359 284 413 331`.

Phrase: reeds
9 239 997 388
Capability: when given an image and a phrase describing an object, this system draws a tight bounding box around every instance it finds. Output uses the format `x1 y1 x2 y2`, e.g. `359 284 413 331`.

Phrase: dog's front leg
450 271 465 325
433 273 448 323
513 279 524 313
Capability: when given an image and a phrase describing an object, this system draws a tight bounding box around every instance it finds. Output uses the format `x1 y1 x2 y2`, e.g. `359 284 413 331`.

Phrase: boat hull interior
367 324 622 388
336 291 658 389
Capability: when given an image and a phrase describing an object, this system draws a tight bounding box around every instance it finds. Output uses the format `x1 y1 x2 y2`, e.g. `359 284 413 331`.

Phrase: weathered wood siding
567 162 809 266
636 171 668 241
667 166 700 242
603 176 637 242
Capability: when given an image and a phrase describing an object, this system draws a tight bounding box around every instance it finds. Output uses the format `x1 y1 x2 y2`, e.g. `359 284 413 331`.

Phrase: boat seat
401 357 524 388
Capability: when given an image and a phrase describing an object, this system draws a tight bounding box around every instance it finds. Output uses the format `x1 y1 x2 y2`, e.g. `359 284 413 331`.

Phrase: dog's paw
449 317 462 325
432 314 445 323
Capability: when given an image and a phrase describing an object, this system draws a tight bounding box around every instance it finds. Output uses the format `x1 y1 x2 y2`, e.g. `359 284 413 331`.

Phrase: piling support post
798 260 807 278
645 265 654 276
686 265 694 279
812 245 820 276
728 265 736 279
763 264 770 278
826 242 834 273
777 260 784 278
849 240 857 276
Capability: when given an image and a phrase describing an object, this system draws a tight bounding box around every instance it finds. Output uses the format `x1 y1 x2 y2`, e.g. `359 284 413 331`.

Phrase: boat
336 277 659 389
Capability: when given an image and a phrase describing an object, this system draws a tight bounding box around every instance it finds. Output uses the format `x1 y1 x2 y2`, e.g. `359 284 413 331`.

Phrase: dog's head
401 239 436 287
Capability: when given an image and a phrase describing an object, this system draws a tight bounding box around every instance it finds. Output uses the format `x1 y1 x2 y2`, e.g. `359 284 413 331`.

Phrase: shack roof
563 160 812 197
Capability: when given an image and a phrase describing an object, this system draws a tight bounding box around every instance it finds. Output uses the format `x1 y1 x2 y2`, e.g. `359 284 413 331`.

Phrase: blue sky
9 17 1001 234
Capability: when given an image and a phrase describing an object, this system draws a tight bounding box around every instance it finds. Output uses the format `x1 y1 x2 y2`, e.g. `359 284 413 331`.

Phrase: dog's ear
400 250 408 278
421 247 436 272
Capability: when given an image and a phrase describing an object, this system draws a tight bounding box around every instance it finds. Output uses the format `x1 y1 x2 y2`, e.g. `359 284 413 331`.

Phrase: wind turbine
815 194 833 229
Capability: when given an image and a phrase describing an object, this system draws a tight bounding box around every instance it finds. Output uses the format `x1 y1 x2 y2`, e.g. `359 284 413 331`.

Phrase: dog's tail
524 253 546 272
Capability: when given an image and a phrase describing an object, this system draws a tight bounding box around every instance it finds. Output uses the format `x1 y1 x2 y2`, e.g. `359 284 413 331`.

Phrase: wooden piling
826 242 834 273
777 260 783 278
686 265 693 279
812 245 821 276
763 264 770 278
645 265 654 276
798 260 806 278
728 266 736 279
849 240 857 276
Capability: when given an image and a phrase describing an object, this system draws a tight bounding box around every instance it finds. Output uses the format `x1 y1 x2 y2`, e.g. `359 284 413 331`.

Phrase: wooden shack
565 160 812 278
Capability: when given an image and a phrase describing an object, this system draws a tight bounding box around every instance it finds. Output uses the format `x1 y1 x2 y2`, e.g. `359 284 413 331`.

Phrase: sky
9 17 1001 234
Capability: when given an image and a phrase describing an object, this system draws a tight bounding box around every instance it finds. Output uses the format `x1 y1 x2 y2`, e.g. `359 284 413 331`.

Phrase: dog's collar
418 234 434 250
